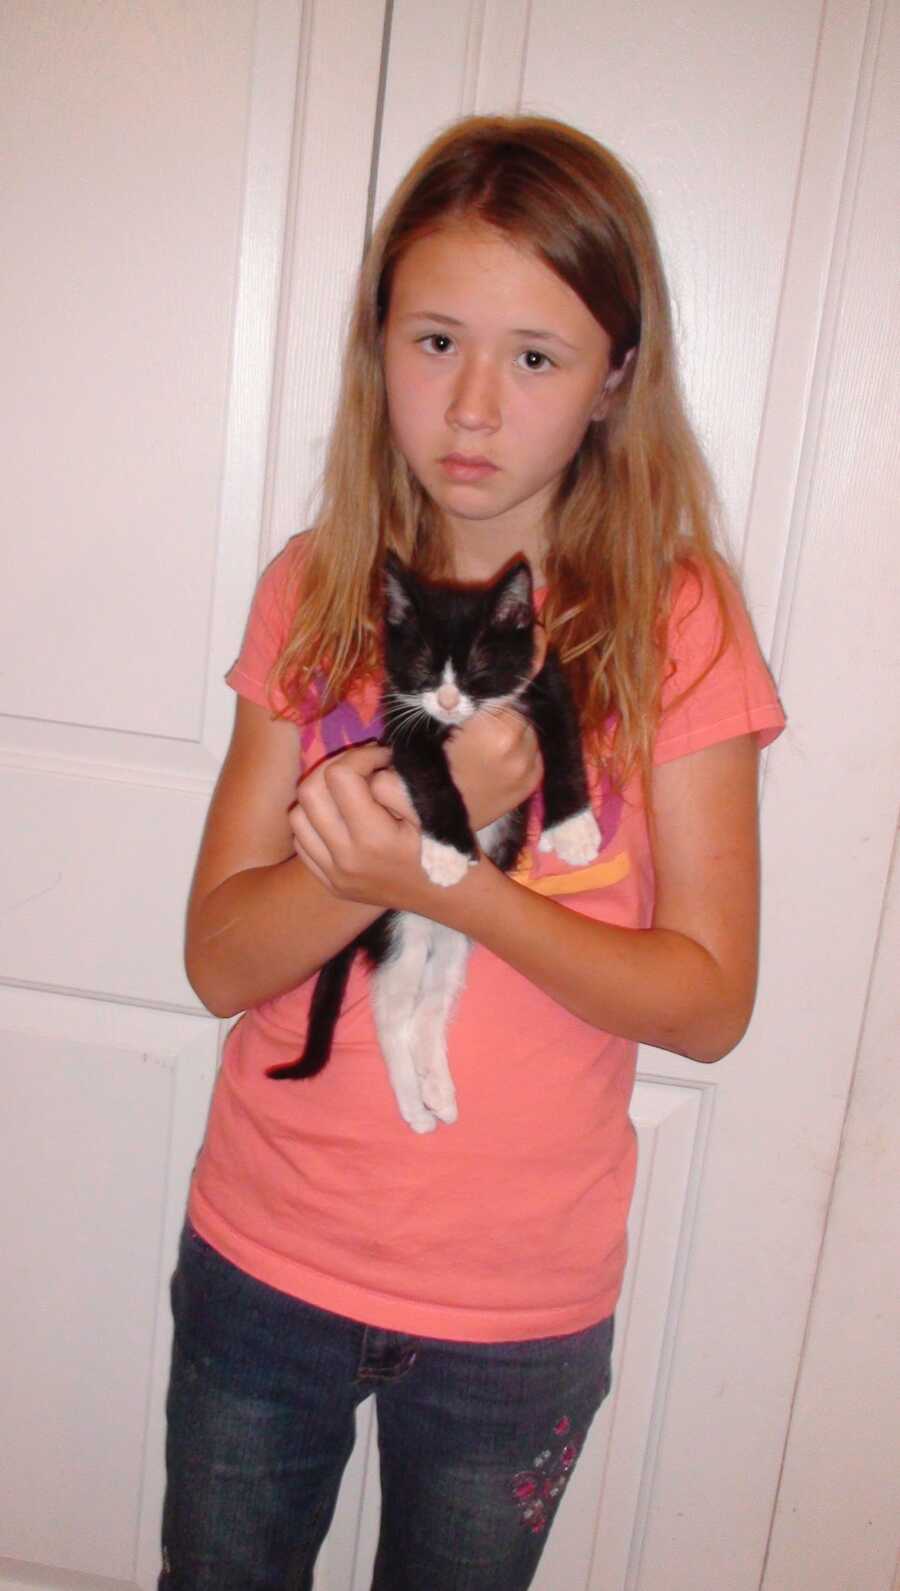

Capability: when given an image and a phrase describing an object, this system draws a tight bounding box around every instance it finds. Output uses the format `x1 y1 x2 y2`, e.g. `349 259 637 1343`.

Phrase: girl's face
383 221 614 578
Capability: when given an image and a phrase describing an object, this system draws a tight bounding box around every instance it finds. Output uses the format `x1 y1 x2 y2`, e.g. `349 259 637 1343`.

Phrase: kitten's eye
420 333 455 355
465 649 494 687
517 348 554 372
412 650 438 684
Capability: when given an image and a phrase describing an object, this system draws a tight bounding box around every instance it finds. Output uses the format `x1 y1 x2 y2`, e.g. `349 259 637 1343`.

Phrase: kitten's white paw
539 809 601 866
404 1104 440 1134
421 836 473 887
387 1064 439 1133
419 1070 458 1125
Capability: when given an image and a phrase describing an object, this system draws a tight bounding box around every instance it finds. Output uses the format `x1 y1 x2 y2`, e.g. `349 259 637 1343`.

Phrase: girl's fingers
288 803 337 877
292 742 419 900
345 742 394 774
294 743 393 846
289 742 425 907
370 768 419 824
294 844 333 892
292 779 354 856
321 755 399 838
321 755 422 860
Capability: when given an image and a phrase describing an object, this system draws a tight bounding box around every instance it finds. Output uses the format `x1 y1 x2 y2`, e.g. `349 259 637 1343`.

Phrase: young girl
162 116 784 1589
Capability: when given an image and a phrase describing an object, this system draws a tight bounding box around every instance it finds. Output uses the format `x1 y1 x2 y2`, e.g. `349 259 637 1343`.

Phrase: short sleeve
653 561 786 766
225 536 306 719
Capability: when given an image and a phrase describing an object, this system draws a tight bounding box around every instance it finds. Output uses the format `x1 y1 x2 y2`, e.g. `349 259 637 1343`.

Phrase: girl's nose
436 683 460 711
446 358 500 431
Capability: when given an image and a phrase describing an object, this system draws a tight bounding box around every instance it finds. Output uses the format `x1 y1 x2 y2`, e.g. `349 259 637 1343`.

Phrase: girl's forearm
427 860 754 1064
188 824 753 1056
185 857 382 1018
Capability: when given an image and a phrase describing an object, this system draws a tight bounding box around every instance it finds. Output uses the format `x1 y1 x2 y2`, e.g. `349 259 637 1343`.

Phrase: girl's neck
447 522 546 586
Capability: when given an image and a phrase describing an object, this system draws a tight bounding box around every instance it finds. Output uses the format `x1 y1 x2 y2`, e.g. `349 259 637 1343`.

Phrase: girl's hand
444 623 547 829
289 743 426 910
445 709 543 830
369 710 544 834
371 712 543 833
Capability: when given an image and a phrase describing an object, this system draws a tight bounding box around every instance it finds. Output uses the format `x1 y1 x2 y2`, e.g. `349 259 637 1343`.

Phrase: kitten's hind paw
421 836 474 887
419 1073 458 1125
539 809 601 866
386 1068 439 1132
401 1101 440 1134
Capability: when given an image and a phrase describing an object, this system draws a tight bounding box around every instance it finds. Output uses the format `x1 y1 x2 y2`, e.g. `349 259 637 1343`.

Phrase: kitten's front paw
539 809 602 866
421 836 474 887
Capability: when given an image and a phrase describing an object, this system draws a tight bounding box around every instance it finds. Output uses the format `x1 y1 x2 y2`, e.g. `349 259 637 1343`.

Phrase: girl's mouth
440 454 499 481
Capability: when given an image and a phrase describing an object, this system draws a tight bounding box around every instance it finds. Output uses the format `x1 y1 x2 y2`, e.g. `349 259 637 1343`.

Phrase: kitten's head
382 553 535 729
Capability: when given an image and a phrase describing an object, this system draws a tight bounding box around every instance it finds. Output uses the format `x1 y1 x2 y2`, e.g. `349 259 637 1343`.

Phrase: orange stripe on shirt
510 849 631 896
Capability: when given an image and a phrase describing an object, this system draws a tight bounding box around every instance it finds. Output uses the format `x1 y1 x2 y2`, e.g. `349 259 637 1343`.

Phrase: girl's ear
591 345 636 421
383 553 414 625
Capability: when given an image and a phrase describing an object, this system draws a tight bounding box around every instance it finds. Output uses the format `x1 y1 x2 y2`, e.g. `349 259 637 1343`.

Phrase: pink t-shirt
189 536 785 1342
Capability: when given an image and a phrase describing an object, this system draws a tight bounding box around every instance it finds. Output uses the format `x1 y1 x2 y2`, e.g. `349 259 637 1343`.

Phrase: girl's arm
291 733 761 1065
184 696 543 1017
184 700 386 1016
446 735 760 1063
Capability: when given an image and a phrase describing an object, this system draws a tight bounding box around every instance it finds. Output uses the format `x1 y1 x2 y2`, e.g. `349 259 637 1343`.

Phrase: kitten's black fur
267 553 599 1128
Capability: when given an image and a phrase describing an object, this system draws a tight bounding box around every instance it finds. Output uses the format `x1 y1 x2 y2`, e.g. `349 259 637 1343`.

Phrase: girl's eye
420 333 455 355
517 349 554 372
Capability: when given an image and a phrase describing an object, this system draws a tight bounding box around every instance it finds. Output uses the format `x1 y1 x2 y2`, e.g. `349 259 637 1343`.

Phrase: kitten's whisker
383 700 429 746
383 693 421 720
383 700 424 725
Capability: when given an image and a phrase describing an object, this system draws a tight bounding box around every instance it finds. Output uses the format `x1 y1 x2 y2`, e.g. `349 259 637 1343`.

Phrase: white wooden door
0 3 385 1587
2 2 897 1589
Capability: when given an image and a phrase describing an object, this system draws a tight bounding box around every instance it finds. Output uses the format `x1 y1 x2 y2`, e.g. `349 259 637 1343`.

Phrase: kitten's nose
437 683 460 711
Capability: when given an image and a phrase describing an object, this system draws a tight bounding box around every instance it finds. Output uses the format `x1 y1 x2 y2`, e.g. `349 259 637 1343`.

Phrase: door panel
0 989 217 1589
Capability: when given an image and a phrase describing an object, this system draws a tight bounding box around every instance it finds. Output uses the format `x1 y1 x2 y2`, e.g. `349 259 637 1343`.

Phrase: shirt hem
188 1186 622 1345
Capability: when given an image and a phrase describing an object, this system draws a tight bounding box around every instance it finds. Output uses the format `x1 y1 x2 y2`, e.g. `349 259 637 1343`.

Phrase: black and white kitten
267 553 600 1132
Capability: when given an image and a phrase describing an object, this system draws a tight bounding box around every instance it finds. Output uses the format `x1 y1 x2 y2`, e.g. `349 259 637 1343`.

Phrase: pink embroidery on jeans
511 1416 580 1533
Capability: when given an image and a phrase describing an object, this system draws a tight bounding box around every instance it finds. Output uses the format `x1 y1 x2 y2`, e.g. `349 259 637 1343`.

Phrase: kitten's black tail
266 945 356 1081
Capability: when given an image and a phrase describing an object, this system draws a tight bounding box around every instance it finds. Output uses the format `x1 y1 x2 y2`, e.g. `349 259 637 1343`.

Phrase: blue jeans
160 1223 614 1590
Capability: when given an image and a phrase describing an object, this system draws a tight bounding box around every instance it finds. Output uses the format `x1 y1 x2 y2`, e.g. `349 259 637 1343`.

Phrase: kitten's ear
383 553 413 626
491 560 534 629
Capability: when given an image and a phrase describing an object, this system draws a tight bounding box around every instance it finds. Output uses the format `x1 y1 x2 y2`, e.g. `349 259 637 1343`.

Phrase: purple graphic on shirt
320 697 383 754
299 677 384 761
592 768 624 849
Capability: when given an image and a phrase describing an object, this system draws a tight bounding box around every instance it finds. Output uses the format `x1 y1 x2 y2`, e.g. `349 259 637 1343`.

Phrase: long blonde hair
275 114 726 782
